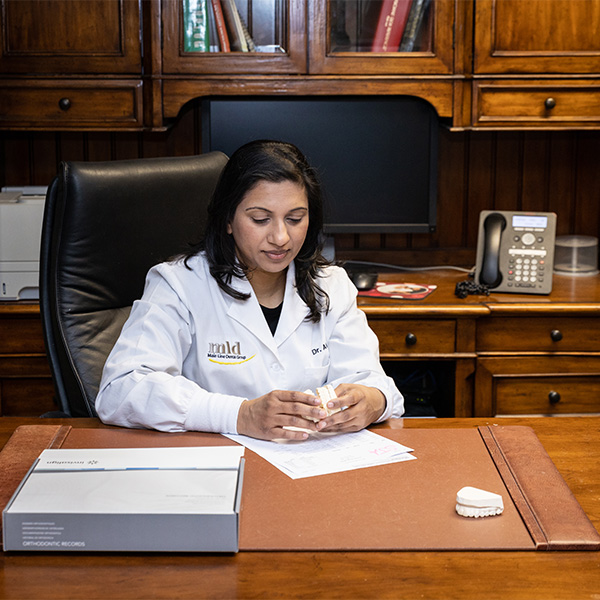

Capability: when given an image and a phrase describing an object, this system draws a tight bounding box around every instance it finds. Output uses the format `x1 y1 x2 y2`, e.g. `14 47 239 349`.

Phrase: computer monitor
201 96 438 234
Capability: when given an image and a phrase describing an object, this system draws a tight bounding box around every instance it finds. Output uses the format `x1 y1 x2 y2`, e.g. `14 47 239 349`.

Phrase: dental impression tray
456 486 504 518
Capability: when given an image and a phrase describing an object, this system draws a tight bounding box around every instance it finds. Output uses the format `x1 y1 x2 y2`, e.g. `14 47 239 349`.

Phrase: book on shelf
240 15 257 52
371 0 413 53
399 0 431 52
220 0 256 52
182 0 210 53
210 0 231 52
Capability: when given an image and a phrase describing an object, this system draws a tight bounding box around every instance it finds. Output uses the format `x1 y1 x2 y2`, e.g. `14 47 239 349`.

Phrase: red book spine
372 0 413 52
210 0 231 52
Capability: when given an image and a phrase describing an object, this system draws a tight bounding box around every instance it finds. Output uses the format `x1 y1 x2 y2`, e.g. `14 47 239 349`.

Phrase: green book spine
183 0 210 53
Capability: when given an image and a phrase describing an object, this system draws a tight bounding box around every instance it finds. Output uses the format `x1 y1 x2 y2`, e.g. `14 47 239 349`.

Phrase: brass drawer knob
548 390 561 405
550 329 563 342
405 333 417 346
58 97 72 111
544 97 556 110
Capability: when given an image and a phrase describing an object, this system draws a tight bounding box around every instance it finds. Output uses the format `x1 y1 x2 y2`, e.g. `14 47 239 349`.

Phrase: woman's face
227 180 309 277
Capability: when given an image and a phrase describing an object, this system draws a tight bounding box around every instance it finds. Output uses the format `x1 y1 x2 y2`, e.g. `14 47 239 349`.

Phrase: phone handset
480 212 507 287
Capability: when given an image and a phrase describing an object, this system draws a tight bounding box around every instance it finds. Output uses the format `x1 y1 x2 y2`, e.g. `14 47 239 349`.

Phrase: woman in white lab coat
96 140 404 440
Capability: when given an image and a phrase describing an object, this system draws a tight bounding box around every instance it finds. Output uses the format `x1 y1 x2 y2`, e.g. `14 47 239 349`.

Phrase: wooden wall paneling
1 132 32 185
2 127 600 264
465 132 495 247
86 132 115 162
56 132 86 163
520 132 550 214
0 378 56 417
140 133 168 159
548 132 578 236
30 133 58 187
356 233 384 251
573 132 600 238
112 132 144 161
163 101 199 156
385 233 412 252
493 131 522 212
436 128 468 249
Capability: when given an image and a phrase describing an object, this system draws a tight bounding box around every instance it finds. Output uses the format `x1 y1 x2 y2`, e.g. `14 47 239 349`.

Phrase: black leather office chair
40 152 228 417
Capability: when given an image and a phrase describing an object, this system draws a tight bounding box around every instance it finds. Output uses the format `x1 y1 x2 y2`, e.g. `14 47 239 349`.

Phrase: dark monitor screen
201 96 438 234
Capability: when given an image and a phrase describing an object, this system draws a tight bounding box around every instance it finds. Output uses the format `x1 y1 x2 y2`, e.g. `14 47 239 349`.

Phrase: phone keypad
507 250 547 289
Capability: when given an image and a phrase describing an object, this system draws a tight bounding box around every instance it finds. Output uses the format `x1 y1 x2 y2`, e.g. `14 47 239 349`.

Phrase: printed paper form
225 429 416 479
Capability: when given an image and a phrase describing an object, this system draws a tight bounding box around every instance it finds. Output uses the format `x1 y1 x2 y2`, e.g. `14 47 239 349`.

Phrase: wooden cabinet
0 80 143 131
307 0 454 75
363 271 600 418
161 0 307 74
473 276 600 416
3 0 599 130
160 0 457 125
0 0 143 130
471 0 600 129
368 314 477 418
473 0 600 75
472 80 600 129
476 316 600 353
160 0 453 75
370 319 458 356
0 305 55 417
476 356 600 416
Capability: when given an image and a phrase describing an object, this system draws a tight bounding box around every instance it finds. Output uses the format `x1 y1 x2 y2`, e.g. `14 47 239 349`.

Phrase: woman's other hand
315 384 386 434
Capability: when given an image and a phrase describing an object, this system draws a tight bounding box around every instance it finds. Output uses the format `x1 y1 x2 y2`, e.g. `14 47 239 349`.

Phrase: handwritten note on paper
224 429 416 479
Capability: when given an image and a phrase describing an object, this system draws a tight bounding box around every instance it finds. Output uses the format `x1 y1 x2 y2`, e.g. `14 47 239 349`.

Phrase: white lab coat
96 252 404 433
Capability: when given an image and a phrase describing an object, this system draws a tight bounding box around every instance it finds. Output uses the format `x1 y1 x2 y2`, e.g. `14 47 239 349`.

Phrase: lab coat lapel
226 273 279 355
274 263 308 347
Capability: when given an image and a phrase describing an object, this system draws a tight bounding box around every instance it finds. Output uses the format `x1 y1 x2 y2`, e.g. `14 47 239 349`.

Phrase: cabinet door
161 0 307 74
474 0 600 74
0 0 142 74
308 0 455 75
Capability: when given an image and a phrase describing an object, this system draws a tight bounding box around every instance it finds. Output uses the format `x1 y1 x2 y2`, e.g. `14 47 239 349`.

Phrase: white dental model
282 385 341 433
314 385 342 418
455 486 504 518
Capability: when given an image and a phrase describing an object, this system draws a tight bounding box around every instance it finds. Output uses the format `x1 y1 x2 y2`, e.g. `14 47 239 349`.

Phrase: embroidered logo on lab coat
207 341 255 365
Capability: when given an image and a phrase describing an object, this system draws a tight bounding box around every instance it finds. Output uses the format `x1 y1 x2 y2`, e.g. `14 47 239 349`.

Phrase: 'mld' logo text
208 341 241 355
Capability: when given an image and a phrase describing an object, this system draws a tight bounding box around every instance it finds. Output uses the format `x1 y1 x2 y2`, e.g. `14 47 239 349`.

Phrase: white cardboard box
3 446 245 552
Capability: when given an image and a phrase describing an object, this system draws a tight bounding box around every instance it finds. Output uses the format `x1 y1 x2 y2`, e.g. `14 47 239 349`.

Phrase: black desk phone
474 210 557 295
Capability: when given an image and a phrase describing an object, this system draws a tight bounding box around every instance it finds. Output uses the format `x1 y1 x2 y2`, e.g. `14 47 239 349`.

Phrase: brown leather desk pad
1 425 598 551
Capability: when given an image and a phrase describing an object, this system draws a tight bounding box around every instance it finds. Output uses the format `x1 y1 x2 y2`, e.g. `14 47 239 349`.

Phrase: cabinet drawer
369 319 456 355
473 81 600 127
496 376 600 415
0 80 143 129
477 317 600 353
0 318 46 354
1 377 56 417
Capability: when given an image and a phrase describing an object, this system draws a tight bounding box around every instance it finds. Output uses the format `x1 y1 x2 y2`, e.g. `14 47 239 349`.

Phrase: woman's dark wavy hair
183 139 331 322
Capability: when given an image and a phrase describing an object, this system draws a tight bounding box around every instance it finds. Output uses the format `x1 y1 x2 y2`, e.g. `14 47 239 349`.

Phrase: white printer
0 186 47 301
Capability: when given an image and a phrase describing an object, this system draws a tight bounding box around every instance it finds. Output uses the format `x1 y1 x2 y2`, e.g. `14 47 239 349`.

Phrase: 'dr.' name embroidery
311 342 328 355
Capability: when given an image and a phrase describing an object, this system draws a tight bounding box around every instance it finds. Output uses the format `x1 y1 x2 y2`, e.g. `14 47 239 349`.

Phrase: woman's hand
236 390 327 441
315 384 386 434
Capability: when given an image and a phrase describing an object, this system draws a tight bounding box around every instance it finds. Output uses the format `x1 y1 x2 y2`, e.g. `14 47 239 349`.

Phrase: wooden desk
2 270 600 418
0 416 598 600
359 270 600 417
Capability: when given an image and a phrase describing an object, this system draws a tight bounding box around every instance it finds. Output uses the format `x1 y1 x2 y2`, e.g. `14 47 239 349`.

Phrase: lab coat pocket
303 365 330 391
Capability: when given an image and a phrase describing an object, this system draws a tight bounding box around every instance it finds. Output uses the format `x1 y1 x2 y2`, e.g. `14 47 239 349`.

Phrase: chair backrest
40 152 228 417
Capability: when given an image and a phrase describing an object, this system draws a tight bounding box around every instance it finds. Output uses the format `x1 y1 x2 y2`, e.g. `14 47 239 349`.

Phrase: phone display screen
512 215 548 229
